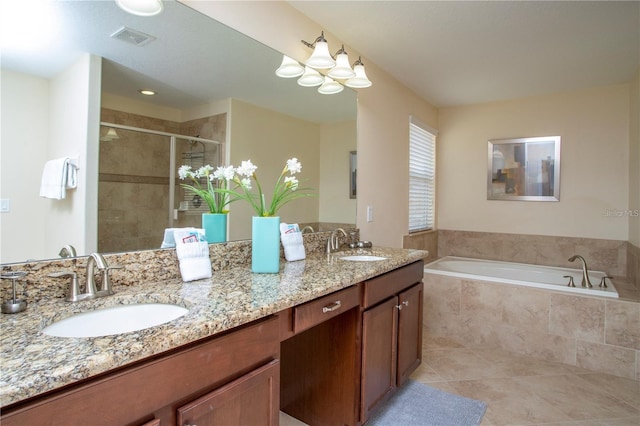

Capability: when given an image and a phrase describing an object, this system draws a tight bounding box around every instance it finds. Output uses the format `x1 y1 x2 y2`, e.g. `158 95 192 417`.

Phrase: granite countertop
0 247 426 407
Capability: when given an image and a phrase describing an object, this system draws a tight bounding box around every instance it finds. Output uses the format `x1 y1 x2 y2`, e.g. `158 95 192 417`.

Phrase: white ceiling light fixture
115 0 164 17
345 57 372 88
274 32 372 94
297 66 324 87
327 45 355 80
302 31 335 69
318 76 343 95
139 89 156 96
275 56 304 78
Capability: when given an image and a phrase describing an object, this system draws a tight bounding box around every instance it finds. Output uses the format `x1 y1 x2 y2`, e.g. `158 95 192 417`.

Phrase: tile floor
414 334 640 426
281 334 640 426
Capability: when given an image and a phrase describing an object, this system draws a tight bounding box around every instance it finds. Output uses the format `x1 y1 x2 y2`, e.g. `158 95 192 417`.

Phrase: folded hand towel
39 158 78 200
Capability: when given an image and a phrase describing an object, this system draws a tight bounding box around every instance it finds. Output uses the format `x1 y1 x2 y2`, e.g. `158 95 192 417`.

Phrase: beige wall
629 69 640 247
228 99 321 240
438 85 630 240
319 120 357 224
0 54 101 263
0 70 50 262
183 0 439 248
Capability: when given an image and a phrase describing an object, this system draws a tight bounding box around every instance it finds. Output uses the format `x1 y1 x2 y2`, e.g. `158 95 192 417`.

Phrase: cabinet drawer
293 286 359 334
363 260 423 309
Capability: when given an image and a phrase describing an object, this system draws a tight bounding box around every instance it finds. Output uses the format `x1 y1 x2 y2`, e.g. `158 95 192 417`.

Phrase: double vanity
0 243 426 425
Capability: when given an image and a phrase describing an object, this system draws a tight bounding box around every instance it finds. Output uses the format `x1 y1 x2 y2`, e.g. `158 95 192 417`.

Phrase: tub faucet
568 255 593 288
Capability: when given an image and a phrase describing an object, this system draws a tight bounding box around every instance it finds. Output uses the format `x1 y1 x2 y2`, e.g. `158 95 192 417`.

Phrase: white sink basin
42 303 189 338
339 255 388 262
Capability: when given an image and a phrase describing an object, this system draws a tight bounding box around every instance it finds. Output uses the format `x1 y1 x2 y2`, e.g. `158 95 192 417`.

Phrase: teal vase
251 216 280 273
202 213 227 243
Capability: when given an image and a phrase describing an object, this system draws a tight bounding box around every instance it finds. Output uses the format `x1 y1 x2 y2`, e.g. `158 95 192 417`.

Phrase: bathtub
424 256 618 298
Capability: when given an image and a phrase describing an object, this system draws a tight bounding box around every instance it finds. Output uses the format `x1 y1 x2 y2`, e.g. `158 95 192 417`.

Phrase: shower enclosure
98 123 222 253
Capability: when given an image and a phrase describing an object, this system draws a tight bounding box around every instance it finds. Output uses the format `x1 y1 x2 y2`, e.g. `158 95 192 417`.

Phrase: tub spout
568 255 593 288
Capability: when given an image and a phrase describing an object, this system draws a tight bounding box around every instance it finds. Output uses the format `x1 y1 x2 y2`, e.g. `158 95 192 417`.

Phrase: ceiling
0 0 355 123
289 0 640 107
1 1 638 113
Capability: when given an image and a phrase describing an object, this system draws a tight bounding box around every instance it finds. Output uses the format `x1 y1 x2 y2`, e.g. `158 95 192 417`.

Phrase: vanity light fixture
318 76 343 95
115 0 163 17
139 89 156 96
275 56 305 78
297 66 324 87
302 31 336 69
274 31 372 94
327 45 356 80
345 57 372 88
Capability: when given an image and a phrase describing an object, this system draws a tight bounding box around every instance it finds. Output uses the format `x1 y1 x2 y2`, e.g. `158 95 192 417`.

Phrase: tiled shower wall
98 109 226 252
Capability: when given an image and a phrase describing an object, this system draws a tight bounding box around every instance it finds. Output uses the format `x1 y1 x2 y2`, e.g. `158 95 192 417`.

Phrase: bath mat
367 380 487 426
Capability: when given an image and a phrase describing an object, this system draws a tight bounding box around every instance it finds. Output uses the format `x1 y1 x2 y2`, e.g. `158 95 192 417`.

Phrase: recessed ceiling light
139 89 156 96
115 0 164 17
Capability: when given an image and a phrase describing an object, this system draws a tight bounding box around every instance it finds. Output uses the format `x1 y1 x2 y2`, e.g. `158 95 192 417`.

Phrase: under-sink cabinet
0 258 425 426
0 316 280 426
360 260 424 423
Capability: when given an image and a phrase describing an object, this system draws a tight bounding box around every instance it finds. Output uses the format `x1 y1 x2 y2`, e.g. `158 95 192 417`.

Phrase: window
408 117 436 232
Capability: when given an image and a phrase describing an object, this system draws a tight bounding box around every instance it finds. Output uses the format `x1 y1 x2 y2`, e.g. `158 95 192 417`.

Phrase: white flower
178 165 192 179
195 165 214 178
240 177 252 190
286 158 302 174
213 165 235 181
236 160 257 177
284 176 299 190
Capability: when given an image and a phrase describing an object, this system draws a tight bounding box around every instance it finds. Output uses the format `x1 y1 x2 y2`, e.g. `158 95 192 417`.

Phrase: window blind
409 118 436 232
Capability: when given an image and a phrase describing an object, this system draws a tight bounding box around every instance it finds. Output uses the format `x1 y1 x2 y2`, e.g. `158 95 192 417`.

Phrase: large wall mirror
0 1 357 263
487 136 561 201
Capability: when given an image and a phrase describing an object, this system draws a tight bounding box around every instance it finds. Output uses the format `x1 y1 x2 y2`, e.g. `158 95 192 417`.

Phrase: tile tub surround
437 230 629 278
423 273 640 381
0 243 426 407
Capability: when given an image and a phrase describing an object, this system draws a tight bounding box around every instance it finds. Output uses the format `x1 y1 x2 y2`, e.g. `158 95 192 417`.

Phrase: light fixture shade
275 56 304 78
100 128 120 141
115 0 163 16
297 67 324 87
345 63 372 88
327 52 355 79
306 40 336 69
318 76 343 95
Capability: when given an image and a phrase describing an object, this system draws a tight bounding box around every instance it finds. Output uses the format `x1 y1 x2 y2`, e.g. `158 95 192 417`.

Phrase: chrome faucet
301 225 315 234
326 228 347 254
49 253 120 302
568 255 593 288
58 245 77 258
86 253 119 297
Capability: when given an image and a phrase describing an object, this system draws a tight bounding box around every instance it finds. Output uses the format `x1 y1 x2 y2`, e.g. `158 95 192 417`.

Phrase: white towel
39 158 78 200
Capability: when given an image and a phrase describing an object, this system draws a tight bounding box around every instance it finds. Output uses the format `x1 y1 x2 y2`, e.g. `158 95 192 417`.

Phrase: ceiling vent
110 27 156 46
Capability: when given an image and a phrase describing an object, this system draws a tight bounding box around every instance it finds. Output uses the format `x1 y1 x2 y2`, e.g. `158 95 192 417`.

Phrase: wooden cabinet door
176 360 280 426
396 282 423 386
360 296 398 423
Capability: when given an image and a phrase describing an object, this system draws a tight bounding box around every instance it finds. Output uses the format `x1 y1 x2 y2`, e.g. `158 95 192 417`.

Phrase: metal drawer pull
402 301 409 307
322 300 342 313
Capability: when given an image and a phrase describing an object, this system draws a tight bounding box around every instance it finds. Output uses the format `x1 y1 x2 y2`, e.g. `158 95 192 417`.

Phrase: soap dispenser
1 271 28 314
